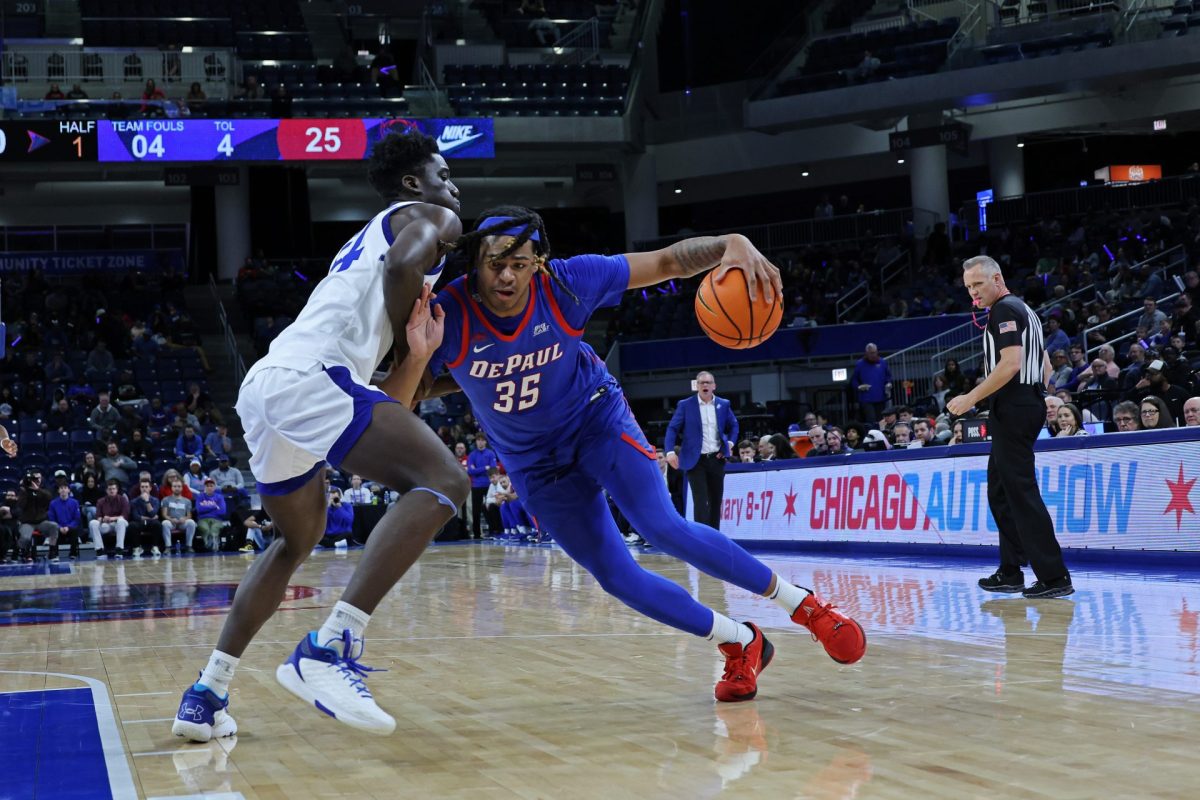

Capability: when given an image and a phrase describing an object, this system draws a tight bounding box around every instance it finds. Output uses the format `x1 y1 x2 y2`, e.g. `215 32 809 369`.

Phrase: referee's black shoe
978 569 1025 593
1021 576 1075 599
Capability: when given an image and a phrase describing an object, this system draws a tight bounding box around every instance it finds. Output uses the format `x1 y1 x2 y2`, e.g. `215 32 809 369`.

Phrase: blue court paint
0 582 318 626
0 687 112 800
0 562 73 578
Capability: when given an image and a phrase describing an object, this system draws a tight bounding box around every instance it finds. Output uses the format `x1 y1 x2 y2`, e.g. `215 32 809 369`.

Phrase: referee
948 256 1074 599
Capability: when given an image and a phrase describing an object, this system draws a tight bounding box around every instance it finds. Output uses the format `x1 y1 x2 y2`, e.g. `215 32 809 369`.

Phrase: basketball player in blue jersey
173 132 470 742
420 207 866 703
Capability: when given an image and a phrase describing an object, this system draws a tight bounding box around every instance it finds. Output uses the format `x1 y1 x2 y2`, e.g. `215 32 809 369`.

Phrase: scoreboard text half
0 117 495 162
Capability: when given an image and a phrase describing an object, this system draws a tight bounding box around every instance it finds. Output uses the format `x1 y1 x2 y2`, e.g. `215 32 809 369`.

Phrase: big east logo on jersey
468 342 564 379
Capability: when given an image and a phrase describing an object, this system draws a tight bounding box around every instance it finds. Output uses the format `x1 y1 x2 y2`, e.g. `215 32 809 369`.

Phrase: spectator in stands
16 472 57 561
239 506 275 552
1112 401 1140 432
825 428 851 456
892 422 912 446
159 468 193 501
185 82 206 114
124 428 151 463
128 478 161 557
321 488 354 548
911 418 941 448
1184 397 1200 427
194 477 227 552
183 459 207 494
1132 360 1190 422
1140 396 1175 430
85 340 117 385
89 479 130 558
466 433 498 539
1044 395 1064 436
44 352 74 388
203 422 232 465
143 397 172 438
44 83 65 100
1078 358 1118 420
949 421 964 446
157 483 194 554
176 425 204 464
1043 316 1071 355
814 195 833 219
941 359 970 396
78 473 104 522
66 83 88 100
1063 344 1089 390
139 79 166 115
186 382 219 427
1176 290 1199 335
130 323 160 361
756 434 775 460
844 423 867 450
1148 318 1174 352
48 484 82 560
210 456 243 492
236 74 264 100
482 468 506 537
924 374 951 414
344 475 374 505
369 48 401 95
99 441 137 486
805 426 827 458
853 50 881 82
769 433 796 460
1096 344 1120 380
46 397 76 432
1055 404 1087 437
88 391 121 441
1048 350 1072 390
1120 342 1148 392
852 343 892 424
736 441 757 463
172 405 202 438
924 222 951 268
1137 296 1168 334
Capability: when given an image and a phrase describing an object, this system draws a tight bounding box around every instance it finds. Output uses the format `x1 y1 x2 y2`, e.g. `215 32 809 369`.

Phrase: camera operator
15 472 61 562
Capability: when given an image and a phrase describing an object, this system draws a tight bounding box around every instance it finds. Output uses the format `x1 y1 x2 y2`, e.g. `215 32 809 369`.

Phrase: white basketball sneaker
172 683 238 743
275 629 395 735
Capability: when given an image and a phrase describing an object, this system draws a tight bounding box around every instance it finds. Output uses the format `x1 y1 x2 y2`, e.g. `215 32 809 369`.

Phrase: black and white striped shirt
984 294 1045 402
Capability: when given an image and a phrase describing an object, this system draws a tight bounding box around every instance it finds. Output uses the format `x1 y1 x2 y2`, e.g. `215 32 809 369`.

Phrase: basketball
694 268 783 349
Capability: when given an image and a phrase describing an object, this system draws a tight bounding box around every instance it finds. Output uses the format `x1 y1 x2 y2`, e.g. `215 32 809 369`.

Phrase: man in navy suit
665 371 738 529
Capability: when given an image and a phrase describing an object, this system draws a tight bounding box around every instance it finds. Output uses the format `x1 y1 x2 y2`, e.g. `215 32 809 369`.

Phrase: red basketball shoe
715 623 774 703
791 592 866 664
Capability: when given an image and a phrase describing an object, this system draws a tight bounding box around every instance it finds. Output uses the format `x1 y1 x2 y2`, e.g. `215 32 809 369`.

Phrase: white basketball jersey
247 200 447 384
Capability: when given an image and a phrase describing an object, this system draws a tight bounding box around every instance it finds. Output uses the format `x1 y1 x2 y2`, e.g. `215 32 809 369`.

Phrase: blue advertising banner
711 429 1200 553
0 249 185 274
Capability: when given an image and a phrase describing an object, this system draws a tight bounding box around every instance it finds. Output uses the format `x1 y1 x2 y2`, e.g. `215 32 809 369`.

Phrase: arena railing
985 173 1200 227
209 275 247 386
1031 243 1185 319
1083 290 1181 360
1 48 233 97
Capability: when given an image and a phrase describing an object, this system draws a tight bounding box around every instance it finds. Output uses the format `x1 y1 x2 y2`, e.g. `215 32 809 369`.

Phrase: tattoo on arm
668 236 727 277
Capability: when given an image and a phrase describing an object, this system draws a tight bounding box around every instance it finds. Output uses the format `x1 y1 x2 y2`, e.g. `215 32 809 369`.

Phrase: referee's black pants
987 390 1069 582
686 453 726 530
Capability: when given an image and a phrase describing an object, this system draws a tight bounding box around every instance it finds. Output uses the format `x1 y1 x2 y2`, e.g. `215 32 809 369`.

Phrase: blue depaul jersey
429 253 630 458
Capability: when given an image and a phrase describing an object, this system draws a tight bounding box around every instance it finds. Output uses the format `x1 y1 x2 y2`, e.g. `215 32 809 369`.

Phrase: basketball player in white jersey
173 131 469 742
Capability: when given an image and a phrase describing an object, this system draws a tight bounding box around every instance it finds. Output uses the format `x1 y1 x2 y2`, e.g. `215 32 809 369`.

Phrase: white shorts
237 363 396 495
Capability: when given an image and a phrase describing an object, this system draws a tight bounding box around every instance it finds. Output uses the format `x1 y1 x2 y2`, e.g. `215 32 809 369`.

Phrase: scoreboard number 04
131 134 165 159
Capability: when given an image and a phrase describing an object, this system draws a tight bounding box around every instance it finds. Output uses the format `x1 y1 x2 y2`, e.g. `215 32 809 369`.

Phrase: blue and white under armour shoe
172 683 238 743
275 629 395 735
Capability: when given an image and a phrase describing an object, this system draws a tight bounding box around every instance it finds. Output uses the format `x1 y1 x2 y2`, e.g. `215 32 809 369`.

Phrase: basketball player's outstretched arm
624 234 783 302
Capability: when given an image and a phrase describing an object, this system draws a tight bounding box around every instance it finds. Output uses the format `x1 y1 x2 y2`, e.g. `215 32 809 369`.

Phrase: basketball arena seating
979 26 1113 64
80 0 312 61
1160 0 1200 35
474 0 620 48
777 18 958 97
444 62 627 116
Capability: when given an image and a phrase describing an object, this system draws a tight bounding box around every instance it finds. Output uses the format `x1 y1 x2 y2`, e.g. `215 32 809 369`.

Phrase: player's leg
593 417 866 665
685 467 711 528
274 401 467 736
981 434 1028 592
522 472 772 701
704 456 726 530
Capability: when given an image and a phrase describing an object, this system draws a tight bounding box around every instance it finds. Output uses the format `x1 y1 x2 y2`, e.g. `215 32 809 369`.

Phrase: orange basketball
694 269 783 349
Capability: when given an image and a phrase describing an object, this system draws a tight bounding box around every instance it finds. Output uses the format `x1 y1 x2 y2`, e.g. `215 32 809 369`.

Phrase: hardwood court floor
1 544 1198 799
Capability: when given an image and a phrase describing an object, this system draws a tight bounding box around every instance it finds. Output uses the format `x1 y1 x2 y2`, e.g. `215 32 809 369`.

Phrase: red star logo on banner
1163 463 1197 531
783 484 798 523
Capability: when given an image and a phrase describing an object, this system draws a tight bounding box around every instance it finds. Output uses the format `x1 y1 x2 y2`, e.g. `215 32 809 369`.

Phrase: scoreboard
0 117 494 163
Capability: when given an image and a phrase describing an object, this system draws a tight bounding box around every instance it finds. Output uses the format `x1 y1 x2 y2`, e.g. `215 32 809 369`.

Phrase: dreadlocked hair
454 205 580 304
365 129 441 201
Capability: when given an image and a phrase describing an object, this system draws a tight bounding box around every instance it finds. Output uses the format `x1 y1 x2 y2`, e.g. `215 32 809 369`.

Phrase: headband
477 216 541 242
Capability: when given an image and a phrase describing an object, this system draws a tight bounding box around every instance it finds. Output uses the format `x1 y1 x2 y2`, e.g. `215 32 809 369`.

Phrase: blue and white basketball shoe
275 629 395 735
172 683 238 743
